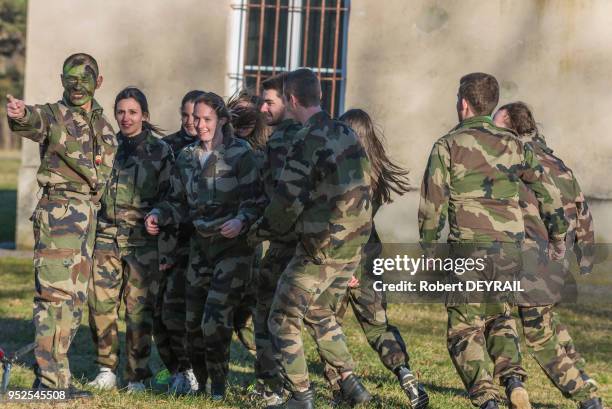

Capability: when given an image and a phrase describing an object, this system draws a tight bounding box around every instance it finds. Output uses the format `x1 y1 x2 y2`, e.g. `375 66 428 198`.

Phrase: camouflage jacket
162 127 196 153
97 130 174 248
160 128 197 246
154 132 262 258
253 111 372 262
259 118 303 246
518 132 595 273
418 116 567 244
9 98 117 199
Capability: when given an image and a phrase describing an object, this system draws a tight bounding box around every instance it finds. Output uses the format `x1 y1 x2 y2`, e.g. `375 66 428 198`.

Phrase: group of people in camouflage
418 73 604 409
3 52 605 409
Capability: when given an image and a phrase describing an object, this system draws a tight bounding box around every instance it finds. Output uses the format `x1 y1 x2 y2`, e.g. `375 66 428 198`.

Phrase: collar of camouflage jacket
276 118 301 131
303 110 330 128
520 131 552 153
455 115 495 130
61 96 104 118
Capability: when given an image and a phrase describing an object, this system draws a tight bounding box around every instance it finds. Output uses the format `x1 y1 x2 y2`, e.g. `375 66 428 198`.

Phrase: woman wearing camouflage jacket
146 92 262 401
87 87 174 393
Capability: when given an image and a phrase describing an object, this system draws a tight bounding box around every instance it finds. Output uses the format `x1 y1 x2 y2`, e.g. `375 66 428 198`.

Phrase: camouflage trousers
322 272 409 389
154 242 190 374
87 240 161 381
233 243 262 355
254 243 296 393
185 235 254 386
31 193 97 388
447 303 527 407
518 305 597 401
268 246 360 392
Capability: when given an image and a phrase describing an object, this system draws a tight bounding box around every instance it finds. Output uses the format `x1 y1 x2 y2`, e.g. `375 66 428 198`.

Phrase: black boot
210 382 226 401
395 366 429 408
579 397 604 409
480 400 499 409
339 373 372 407
504 376 531 409
286 388 315 409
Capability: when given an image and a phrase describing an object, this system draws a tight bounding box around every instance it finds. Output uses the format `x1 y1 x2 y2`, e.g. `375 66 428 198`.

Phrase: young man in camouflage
250 72 303 406
87 87 174 392
250 68 373 409
493 102 604 409
418 73 568 409
154 89 205 394
6 53 117 398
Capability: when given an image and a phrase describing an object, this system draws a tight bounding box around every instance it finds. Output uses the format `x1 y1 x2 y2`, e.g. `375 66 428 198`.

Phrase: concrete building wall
16 0 612 247
345 0 612 242
17 0 232 248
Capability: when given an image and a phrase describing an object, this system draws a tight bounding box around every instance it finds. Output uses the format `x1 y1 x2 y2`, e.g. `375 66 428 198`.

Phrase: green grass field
0 154 610 408
0 255 610 408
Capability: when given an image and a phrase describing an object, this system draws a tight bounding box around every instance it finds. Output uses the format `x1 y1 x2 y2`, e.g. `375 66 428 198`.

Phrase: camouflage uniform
9 98 117 388
153 128 195 374
152 132 261 387
514 132 598 402
418 116 568 406
252 119 302 393
252 111 372 392
88 129 173 382
321 209 410 389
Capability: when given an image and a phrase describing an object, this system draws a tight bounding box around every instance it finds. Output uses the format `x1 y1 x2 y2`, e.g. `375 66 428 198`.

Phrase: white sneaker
126 381 146 394
184 369 199 394
87 367 117 390
169 372 186 395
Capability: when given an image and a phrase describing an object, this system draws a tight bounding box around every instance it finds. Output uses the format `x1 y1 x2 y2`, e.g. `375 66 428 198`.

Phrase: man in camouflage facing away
154 89 205 394
493 102 605 409
250 68 373 409
6 53 117 398
418 73 568 409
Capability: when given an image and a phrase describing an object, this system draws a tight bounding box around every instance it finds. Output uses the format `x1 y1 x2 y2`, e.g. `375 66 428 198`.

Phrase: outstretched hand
6 94 26 119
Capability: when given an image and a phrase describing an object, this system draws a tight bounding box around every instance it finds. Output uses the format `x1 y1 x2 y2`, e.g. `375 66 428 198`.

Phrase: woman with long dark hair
87 86 174 393
146 92 262 400
493 102 603 409
322 109 429 408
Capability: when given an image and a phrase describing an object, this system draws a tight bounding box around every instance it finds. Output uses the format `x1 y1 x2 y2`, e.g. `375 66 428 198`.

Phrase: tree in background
0 0 27 150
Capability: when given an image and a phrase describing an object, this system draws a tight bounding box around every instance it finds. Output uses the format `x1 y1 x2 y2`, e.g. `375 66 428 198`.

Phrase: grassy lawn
0 256 610 408
0 150 20 245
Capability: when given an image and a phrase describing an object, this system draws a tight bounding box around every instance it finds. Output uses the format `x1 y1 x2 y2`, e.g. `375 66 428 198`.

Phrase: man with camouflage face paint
6 53 117 397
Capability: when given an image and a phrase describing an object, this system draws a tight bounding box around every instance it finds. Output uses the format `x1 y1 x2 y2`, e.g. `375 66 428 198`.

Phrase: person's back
289 111 372 260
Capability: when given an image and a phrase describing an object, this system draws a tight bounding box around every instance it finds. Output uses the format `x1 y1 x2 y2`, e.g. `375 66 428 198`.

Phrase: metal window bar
240 0 349 117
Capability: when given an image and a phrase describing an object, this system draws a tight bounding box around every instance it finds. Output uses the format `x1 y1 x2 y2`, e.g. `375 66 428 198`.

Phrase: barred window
229 0 350 117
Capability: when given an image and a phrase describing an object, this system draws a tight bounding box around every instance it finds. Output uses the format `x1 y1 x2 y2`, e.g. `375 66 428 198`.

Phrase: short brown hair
458 73 499 116
284 68 321 108
498 101 538 136
262 72 288 98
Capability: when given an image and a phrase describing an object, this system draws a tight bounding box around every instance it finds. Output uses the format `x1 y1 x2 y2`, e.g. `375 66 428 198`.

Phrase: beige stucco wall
16 0 612 247
17 0 232 248
345 0 612 242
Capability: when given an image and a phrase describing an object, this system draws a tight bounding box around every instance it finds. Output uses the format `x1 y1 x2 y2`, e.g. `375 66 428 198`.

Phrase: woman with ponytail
146 92 263 400
87 87 175 393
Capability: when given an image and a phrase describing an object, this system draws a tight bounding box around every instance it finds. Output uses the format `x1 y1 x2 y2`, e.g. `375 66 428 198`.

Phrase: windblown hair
227 90 268 149
114 86 165 136
497 101 538 136
458 72 499 116
339 109 412 205
193 92 234 141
